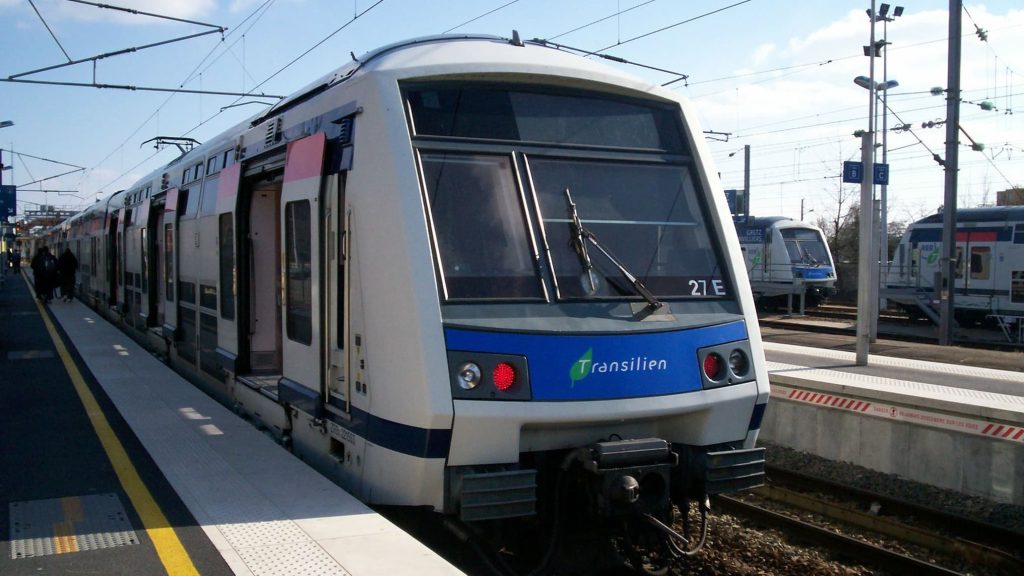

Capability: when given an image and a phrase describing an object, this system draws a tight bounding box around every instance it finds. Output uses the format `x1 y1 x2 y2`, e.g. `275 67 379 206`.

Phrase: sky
0 0 1021 228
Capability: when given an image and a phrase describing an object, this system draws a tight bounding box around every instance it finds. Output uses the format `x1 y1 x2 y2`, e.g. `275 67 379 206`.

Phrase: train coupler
569 438 678 517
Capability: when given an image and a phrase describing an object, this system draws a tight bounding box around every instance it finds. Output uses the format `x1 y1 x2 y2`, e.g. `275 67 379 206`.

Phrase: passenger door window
285 200 312 344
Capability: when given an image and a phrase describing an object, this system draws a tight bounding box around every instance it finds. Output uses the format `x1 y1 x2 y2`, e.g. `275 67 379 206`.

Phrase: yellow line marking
31 286 199 575
52 520 79 554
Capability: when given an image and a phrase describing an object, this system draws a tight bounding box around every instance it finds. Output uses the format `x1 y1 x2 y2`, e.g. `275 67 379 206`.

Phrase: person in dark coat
30 246 57 302
58 248 79 302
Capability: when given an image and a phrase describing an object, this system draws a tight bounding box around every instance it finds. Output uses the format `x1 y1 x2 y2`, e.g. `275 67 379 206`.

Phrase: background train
33 34 769 564
733 216 837 308
885 206 1024 330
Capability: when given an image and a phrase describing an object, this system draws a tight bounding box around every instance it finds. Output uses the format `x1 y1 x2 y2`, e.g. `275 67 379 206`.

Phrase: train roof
913 206 1024 225
67 34 683 226
734 216 795 229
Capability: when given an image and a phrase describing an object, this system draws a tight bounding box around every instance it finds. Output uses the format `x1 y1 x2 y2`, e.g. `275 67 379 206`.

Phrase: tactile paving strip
9 493 139 558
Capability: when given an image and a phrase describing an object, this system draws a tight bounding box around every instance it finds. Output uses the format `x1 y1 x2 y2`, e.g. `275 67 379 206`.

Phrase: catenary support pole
939 0 961 346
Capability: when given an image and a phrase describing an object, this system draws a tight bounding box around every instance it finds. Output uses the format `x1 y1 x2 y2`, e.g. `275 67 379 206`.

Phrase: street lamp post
878 4 903 331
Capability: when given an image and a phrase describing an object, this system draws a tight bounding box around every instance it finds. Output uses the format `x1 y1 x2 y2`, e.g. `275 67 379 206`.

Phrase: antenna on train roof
510 30 524 47
140 136 201 157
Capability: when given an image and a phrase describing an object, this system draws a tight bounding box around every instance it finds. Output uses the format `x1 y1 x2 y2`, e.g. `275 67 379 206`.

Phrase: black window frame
405 81 732 305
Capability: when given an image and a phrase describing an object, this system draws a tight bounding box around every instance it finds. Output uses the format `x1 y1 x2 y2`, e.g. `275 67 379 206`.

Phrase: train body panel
40 35 769 526
886 206 1024 323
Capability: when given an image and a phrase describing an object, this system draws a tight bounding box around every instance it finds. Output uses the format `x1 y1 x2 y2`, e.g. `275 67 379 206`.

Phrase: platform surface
1 272 462 575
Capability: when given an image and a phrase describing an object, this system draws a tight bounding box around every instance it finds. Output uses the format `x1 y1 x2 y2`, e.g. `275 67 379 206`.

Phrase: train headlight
702 353 725 381
698 341 756 389
729 349 749 377
492 362 516 391
457 362 482 390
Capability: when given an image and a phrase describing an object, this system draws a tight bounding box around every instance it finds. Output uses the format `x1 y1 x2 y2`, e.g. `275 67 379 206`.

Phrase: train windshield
409 83 729 303
781 228 830 265
531 159 721 300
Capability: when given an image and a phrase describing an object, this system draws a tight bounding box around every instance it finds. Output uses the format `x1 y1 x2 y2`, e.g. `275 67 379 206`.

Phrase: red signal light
493 362 516 391
703 353 724 381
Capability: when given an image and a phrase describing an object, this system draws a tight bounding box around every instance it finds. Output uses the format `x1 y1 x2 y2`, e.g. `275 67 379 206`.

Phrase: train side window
954 247 964 279
1012 271 1024 303
180 187 201 219
969 246 990 280
219 213 235 320
140 228 148 293
285 200 312 345
200 284 217 309
164 224 175 301
179 281 196 304
200 174 220 215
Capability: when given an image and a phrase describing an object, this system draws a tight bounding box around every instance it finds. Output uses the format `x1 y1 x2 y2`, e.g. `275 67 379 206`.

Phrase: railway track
713 466 1024 576
758 303 1024 352
714 495 966 575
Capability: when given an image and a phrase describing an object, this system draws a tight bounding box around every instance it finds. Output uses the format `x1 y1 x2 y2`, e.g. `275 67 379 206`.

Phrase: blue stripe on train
445 320 748 401
316 320 749 458
794 267 833 280
324 396 452 459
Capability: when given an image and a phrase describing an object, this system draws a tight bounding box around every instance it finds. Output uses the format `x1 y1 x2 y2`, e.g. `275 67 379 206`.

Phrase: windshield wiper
564 188 663 312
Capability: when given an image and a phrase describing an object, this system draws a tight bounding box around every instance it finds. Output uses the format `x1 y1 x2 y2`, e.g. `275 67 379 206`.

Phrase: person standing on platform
58 247 79 302
31 246 56 302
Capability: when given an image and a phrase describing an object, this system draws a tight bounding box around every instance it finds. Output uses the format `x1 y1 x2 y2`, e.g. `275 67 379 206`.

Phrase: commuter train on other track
36 34 769 567
734 216 837 307
885 206 1024 332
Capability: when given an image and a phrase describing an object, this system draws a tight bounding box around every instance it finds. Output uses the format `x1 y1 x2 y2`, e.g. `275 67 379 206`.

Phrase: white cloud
751 42 776 66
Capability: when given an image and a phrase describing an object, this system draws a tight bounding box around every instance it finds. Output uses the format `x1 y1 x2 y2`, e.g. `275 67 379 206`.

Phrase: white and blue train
733 216 837 307
42 34 769 559
885 206 1024 334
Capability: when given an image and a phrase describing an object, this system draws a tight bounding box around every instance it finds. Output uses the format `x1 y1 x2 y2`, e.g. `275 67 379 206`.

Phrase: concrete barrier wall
760 367 1024 505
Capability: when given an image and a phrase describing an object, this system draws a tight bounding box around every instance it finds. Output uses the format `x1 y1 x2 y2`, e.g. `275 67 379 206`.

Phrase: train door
326 172 348 414
763 228 776 281
147 202 164 328
280 134 325 392
135 199 152 329
242 174 283 374
215 163 242 372
162 188 179 341
106 210 120 305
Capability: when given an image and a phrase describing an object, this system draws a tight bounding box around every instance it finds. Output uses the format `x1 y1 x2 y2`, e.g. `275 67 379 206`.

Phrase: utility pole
939 0 961 345
743 144 751 220
856 0 879 366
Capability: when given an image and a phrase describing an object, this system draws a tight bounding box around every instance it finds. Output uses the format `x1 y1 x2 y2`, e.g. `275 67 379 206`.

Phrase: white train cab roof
258 33 677 125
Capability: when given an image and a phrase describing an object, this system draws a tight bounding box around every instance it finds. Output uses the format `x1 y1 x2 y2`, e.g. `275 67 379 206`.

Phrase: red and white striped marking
772 385 1024 444
785 389 872 412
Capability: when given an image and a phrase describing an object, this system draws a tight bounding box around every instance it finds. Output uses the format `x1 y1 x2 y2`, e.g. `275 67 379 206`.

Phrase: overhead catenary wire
547 0 659 41
27 0 71 62
85 0 386 202
443 0 520 34
79 0 278 195
588 0 755 55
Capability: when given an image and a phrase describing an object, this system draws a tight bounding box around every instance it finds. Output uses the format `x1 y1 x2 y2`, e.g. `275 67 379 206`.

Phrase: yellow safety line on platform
30 279 199 576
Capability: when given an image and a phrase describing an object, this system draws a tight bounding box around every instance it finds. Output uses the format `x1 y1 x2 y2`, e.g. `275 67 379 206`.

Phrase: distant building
997 187 1024 206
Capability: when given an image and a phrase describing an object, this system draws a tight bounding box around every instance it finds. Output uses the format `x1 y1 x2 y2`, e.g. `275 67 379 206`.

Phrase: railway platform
0 272 462 576
759 335 1024 506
